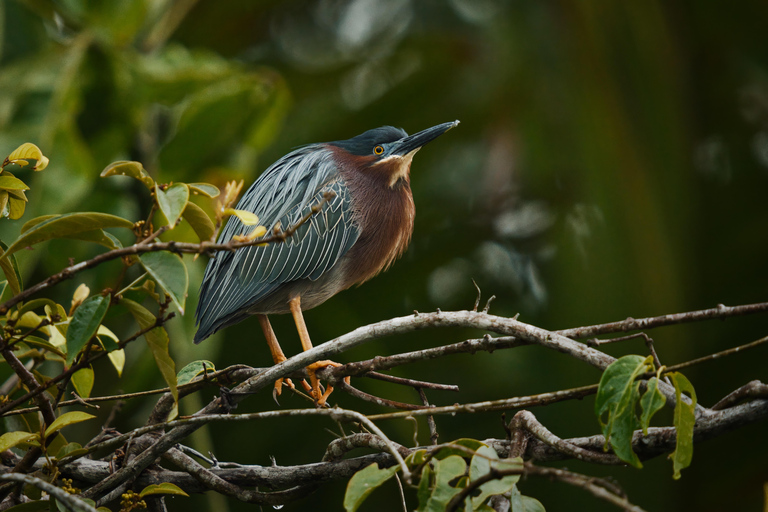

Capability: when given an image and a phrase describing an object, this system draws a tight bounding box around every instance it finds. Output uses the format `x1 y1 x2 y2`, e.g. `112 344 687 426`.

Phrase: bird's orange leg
257 314 294 397
289 297 349 406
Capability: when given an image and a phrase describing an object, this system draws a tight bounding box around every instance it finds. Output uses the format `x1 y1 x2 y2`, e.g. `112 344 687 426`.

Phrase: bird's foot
272 377 295 405
304 360 351 407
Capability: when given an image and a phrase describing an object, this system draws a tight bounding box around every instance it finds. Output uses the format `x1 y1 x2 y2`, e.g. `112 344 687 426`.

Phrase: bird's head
329 120 459 187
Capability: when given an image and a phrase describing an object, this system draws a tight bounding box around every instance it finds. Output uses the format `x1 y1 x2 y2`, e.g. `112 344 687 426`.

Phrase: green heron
194 120 459 404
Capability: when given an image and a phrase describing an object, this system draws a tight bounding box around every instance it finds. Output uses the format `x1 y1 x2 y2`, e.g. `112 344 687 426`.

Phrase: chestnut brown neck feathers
330 146 415 286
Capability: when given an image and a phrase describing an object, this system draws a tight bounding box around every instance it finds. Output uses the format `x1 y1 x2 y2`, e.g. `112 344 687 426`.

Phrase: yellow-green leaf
669 372 696 479
100 161 154 189
8 196 25 219
188 183 220 198
22 215 123 250
0 176 29 191
139 251 188 314
224 208 259 225
181 202 215 242
71 367 94 398
0 431 38 452
2 212 133 261
139 483 189 498
44 411 95 439
5 143 49 171
155 183 189 228
122 299 177 403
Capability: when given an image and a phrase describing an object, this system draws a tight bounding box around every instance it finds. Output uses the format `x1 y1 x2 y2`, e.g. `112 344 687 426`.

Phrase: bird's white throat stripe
374 148 420 187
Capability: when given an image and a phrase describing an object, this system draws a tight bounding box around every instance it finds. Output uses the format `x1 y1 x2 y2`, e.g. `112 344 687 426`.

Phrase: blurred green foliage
1 1 768 511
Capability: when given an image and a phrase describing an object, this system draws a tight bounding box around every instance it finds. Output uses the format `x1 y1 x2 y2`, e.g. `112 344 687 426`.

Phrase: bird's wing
194 146 359 342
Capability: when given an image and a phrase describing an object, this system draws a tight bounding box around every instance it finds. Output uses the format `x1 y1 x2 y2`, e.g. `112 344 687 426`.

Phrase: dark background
1 1 767 510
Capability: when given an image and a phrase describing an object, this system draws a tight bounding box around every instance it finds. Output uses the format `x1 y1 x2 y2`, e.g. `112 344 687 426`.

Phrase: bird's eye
373 145 384 155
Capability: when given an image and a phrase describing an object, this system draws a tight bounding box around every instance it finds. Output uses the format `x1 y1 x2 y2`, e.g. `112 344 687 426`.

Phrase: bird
194 120 459 405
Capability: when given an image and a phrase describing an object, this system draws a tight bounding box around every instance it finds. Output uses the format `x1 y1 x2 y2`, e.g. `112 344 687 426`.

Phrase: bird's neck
333 151 415 286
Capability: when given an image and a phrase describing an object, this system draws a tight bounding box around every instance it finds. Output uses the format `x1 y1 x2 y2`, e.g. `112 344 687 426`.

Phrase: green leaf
0 238 22 296
177 360 216 386
421 455 466 512
181 202 215 242
595 354 654 468
122 299 177 403
2 213 133 261
469 446 522 508
417 463 434 509
65 295 109 366
139 251 188 314
44 411 95 439
56 442 87 459
100 161 154 189
640 377 666 435
510 485 546 512
434 438 487 460
0 431 38 452
71 367 94 398
21 215 123 250
18 298 59 316
344 463 399 512
0 175 29 191
188 183 220 198
139 482 189 498
669 372 696 479
4 499 51 511
155 183 189 228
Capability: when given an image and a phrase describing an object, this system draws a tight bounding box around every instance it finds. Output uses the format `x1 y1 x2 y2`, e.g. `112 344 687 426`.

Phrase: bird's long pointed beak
393 120 460 156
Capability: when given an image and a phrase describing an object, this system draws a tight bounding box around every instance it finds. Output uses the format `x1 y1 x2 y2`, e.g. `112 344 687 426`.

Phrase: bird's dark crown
329 126 408 157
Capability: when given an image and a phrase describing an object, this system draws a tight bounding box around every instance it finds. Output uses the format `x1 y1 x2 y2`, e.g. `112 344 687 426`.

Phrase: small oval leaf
177 360 216 386
139 252 188 314
0 431 39 452
0 176 30 191
181 202 215 242
100 161 154 189
44 411 95 439
71 367 94 398
188 182 220 198
139 482 189 498
155 183 189 228
66 295 110 366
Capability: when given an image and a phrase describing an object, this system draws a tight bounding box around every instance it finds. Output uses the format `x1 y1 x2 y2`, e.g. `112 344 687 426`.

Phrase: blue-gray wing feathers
194 145 359 342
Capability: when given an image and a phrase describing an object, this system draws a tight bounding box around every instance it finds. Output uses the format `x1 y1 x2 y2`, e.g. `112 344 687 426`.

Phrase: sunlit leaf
139 483 189 498
0 175 29 191
5 142 49 171
122 299 177 402
188 182 220 198
71 367 94 398
97 325 124 377
224 208 259 226
139 251 188 314
2 213 133 261
44 411 95 439
181 202 215 242
669 372 696 479
0 191 8 217
65 295 109 366
155 183 189 228
100 161 154 189
0 431 38 452
177 360 215 386
344 463 399 512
